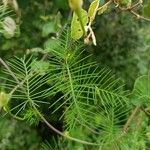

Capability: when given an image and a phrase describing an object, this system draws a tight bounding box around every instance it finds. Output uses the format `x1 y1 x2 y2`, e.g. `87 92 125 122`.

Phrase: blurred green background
0 0 150 149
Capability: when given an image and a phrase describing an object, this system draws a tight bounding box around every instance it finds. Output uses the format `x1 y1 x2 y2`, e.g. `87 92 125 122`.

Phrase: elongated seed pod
69 0 83 11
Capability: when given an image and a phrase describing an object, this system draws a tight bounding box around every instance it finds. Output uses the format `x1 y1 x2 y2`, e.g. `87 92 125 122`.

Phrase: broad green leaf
98 5 108 15
71 9 88 40
131 75 150 105
88 0 99 22
143 3 150 17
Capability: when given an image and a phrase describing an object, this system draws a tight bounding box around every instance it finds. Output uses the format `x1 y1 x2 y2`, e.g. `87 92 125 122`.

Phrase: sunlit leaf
71 9 88 40
98 5 108 15
88 0 99 22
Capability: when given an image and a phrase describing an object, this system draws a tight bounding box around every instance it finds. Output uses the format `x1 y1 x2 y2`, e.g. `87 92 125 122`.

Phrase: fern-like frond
0 31 132 146
41 138 64 150
0 56 51 123
44 32 131 143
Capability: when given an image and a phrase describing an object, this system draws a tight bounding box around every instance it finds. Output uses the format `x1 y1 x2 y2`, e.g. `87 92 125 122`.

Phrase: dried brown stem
130 10 150 22
115 0 150 22
123 106 141 133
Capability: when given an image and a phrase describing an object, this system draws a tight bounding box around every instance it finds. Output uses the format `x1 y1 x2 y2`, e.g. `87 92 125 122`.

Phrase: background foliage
0 0 150 149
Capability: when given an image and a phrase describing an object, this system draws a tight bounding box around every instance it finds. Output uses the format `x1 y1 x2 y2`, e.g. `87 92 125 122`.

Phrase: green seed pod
0 92 9 109
69 0 83 10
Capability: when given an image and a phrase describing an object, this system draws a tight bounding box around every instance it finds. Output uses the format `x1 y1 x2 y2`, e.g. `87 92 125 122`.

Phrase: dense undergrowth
0 0 150 149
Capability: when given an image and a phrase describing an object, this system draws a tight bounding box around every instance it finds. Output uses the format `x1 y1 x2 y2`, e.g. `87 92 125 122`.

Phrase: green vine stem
4 104 25 121
32 104 102 146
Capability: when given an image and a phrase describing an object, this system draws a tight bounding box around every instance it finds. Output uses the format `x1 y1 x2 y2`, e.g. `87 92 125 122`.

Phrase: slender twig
4 105 24 120
130 0 143 10
0 57 33 96
114 0 150 22
0 57 20 85
130 10 150 22
0 57 25 120
133 112 143 132
97 0 112 12
118 3 141 10
33 104 102 146
123 106 141 133
141 106 150 117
